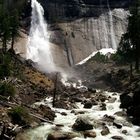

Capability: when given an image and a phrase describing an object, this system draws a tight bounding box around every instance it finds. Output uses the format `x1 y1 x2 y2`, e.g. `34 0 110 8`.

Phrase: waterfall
26 0 55 72
100 0 109 49
107 0 117 49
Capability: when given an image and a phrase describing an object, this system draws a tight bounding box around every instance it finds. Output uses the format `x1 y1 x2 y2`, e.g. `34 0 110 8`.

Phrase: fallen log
29 113 53 124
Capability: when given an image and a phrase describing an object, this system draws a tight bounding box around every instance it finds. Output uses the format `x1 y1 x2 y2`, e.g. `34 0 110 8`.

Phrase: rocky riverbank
0 52 140 139
0 52 55 139
16 89 140 140
75 56 140 126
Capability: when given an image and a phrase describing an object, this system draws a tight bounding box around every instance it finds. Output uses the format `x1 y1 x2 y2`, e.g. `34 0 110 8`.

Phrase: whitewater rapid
18 90 140 140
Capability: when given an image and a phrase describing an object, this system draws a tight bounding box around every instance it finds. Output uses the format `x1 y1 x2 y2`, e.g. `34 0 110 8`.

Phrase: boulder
114 111 127 117
101 126 110 136
88 88 96 93
72 117 93 131
103 115 115 122
133 90 140 106
120 93 133 108
71 97 83 102
84 131 96 138
122 130 127 134
111 136 124 140
39 105 56 121
113 122 122 129
100 103 106 110
108 97 116 103
61 112 67 116
84 101 93 109
47 132 78 140
54 100 70 110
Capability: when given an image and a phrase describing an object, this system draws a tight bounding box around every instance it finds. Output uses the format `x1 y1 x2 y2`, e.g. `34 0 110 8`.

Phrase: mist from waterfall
26 0 56 72
107 0 117 49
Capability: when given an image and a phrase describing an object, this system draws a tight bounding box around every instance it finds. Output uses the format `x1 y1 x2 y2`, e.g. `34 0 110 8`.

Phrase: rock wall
15 0 130 69
43 0 130 66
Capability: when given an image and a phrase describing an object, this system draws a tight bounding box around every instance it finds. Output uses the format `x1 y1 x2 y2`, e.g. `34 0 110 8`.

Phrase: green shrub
92 52 107 63
8 106 30 125
0 82 16 97
0 64 11 78
0 53 11 78
110 53 123 63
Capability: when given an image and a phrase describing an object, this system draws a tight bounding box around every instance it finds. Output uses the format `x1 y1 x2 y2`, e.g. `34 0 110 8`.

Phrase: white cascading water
17 91 140 140
107 0 117 49
26 0 55 72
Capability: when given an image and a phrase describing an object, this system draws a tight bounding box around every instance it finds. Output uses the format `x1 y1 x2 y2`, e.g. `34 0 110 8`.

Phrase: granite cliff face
40 0 130 67
15 0 131 68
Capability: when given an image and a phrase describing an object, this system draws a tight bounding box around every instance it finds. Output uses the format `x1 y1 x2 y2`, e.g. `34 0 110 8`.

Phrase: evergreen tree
0 1 21 53
0 10 11 53
128 0 140 70
120 0 140 71
10 9 20 52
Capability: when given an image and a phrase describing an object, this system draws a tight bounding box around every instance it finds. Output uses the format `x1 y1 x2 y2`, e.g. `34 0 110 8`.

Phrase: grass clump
8 106 30 125
0 82 16 97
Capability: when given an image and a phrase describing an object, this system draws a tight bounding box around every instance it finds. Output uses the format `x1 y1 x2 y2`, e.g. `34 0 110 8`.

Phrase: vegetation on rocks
0 82 16 97
8 106 30 125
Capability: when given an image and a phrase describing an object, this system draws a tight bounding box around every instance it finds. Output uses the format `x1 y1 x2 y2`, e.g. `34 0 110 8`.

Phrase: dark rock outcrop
72 117 93 131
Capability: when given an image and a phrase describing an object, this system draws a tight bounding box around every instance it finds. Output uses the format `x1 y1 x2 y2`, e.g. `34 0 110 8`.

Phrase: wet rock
113 122 122 129
55 124 64 127
39 105 56 121
72 117 93 131
111 136 124 140
84 101 93 109
71 97 83 102
108 97 116 103
54 100 70 110
84 131 96 138
92 120 104 128
47 132 79 140
98 94 107 102
100 103 106 110
122 130 127 134
88 88 96 93
91 99 98 105
103 115 115 122
133 89 140 106
47 133 63 140
101 126 110 136
114 111 127 117
61 112 67 116
71 110 85 115
120 93 133 108
79 86 88 93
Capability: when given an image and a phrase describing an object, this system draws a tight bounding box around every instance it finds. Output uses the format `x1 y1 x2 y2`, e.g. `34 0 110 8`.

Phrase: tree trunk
11 35 14 51
135 56 139 71
2 38 7 53
53 72 58 107
135 42 139 71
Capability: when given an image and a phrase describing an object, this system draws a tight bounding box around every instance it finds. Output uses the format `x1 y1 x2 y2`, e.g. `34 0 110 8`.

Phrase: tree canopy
0 0 26 53
119 0 140 70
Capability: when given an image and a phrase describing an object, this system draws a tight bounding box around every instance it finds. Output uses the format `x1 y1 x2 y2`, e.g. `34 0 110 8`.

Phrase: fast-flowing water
22 1 140 139
16 90 140 140
26 0 55 72
107 0 117 49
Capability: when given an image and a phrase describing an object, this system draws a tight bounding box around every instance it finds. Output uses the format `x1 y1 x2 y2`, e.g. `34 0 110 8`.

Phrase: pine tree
10 9 20 52
119 0 140 71
128 0 140 71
